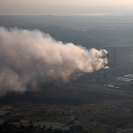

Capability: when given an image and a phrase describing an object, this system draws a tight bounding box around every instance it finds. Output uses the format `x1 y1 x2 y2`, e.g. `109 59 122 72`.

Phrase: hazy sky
0 0 133 15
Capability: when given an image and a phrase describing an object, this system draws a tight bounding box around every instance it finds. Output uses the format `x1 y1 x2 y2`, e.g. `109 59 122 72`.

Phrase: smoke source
0 27 108 96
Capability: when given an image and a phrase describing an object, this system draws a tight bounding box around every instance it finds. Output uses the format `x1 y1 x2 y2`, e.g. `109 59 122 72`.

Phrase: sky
0 0 133 15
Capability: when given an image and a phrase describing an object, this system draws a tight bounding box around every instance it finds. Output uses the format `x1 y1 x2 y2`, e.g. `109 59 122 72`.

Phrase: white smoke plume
0 27 108 96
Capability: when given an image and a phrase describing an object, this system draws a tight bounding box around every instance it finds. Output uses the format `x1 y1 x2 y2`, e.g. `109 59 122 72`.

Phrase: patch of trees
0 121 87 133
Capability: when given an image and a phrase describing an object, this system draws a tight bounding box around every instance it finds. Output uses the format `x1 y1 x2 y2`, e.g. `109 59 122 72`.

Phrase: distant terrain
0 15 133 48
1 15 133 132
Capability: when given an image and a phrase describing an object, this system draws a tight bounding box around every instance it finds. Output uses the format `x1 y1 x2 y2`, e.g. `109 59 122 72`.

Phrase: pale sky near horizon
0 0 133 15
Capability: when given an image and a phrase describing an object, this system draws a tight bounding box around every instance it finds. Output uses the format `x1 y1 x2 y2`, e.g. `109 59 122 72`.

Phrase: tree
76 125 84 132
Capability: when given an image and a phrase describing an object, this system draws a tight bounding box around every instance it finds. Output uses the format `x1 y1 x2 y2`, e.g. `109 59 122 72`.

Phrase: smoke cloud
0 27 108 96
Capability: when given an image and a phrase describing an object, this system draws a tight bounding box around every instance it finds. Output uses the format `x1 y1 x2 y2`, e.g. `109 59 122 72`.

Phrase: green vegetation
1 102 133 133
0 121 86 133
